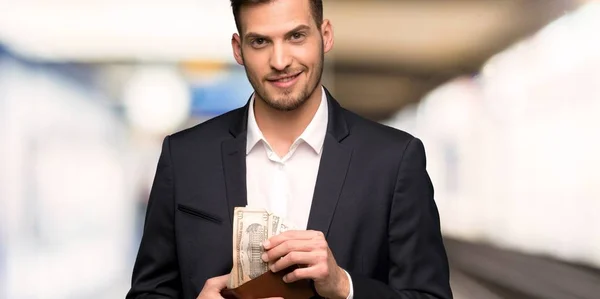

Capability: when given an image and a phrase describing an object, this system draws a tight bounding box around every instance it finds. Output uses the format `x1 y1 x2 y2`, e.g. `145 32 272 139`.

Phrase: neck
253 86 323 154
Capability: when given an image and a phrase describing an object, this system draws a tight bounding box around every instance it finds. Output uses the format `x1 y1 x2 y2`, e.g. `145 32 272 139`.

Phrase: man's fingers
262 239 315 262
282 264 326 283
270 251 316 272
264 230 324 249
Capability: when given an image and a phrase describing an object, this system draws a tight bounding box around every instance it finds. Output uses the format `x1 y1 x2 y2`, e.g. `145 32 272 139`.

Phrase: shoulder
339 107 428 170
167 106 245 148
341 108 416 149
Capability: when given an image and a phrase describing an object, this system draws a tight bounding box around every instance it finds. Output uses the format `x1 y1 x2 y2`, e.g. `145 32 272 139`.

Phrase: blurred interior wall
0 53 136 299
385 2 600 268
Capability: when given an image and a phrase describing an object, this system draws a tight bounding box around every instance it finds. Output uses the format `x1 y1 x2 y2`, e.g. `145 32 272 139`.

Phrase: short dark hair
230 0 323 34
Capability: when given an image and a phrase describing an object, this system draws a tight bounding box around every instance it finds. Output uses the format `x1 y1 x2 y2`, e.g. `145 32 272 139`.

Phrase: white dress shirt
245 86 354 298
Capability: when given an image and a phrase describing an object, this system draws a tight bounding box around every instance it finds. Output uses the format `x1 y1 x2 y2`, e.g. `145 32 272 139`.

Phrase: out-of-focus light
123 65 191 135
479 0 600 123
419 77 481 136
0 1 237 62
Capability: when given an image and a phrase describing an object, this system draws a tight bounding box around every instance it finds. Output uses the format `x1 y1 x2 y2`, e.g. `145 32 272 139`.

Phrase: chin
262 94 306 111
267 99 304 112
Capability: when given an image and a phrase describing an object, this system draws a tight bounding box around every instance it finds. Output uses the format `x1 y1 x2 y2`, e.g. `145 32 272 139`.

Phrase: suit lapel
222 101 251 226
306 88 352 237
222 137 247 226
306 135 352 237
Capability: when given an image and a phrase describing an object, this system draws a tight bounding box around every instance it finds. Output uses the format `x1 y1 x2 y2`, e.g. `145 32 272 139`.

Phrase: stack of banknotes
227 206 296 289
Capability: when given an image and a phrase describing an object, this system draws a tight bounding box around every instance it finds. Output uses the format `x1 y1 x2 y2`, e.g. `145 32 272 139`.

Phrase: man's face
232 0 333 111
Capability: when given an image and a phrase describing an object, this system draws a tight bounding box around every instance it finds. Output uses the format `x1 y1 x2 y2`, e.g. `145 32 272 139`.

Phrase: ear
320 19 334 54
231 33 244 65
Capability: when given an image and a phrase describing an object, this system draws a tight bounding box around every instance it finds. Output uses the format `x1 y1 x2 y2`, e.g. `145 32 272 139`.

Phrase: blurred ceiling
323 0 580 120
328 0 575 74
0 0 586 120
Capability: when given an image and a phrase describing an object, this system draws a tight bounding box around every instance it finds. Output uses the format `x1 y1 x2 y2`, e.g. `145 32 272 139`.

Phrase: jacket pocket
177 204 223 224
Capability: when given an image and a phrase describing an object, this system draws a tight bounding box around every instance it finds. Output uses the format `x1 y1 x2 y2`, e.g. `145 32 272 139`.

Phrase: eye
251 38 267 48
290 32 305 41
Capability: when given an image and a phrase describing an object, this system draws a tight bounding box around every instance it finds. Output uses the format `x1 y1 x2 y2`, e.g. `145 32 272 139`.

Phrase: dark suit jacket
127 89 452 299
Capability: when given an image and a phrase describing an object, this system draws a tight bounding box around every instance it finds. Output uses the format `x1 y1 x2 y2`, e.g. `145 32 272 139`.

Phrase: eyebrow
245 24 311 40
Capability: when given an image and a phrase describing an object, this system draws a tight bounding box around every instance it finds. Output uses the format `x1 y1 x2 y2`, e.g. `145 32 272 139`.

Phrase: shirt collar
246 86 329 155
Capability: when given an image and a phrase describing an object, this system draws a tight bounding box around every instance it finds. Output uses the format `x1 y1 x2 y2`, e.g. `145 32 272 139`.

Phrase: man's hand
261 230 350 299
196 274 230 299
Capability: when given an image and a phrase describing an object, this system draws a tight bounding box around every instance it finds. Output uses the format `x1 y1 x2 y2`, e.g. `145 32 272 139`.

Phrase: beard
243 42 324 112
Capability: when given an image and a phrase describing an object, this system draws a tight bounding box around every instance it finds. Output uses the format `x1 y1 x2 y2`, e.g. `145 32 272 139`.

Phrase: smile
267 72 302 88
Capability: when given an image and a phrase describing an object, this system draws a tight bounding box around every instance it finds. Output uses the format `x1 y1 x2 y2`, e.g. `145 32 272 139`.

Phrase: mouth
267 72 302 89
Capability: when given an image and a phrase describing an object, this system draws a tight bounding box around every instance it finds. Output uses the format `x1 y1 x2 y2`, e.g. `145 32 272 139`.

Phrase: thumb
206 273 231 290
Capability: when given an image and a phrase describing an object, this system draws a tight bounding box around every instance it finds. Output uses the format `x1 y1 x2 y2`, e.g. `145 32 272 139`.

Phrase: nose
269 42 292 71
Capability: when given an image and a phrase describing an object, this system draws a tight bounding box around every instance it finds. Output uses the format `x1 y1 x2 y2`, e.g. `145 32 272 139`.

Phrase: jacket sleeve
127 136 182 298
352 137 453 299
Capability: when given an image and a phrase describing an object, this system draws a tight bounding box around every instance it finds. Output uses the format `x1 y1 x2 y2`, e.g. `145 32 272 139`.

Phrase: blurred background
1 0 599 298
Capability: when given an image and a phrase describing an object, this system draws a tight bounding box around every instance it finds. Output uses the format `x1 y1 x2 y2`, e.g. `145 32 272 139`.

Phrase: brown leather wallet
221 266 317 299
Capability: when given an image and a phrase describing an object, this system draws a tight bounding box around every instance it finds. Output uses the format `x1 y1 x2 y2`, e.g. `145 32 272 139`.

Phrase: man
127 0 452 298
